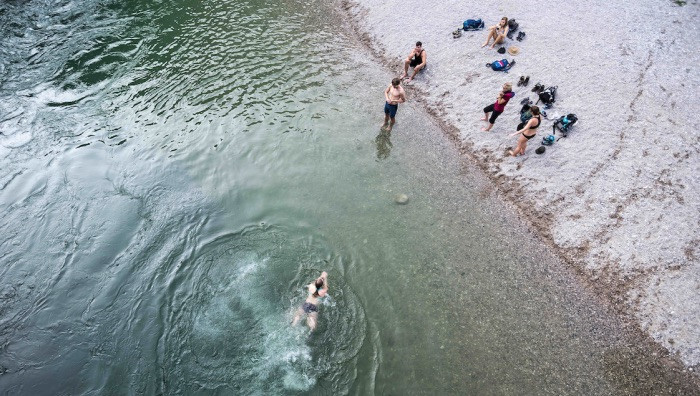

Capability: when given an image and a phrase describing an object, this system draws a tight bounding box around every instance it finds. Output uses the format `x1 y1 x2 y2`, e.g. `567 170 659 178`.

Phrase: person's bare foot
508 150 515 156
490 43 496 49
399 73 407 80
482 127 491 132
480 116 488 121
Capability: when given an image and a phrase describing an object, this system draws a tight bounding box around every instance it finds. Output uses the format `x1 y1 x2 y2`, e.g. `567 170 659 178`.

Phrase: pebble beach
342 0 700 371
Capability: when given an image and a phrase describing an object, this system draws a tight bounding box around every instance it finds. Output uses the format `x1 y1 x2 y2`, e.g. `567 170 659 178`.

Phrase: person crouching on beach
509 105 541 156
383 77 406 131
481 82 514 131
482 17 509 49
400 41 427 82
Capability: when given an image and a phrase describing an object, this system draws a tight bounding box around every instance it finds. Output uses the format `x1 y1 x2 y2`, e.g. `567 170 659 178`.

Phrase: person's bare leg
292 308 304 326
490 35 505 48
408 64 424 82
481 111 489 121
520 141 528 155
382 113 390 128
307 313 318 331
482 122 494 132
482 29 496 47
512 137 526 156
400 59 410 79
387 117 395 131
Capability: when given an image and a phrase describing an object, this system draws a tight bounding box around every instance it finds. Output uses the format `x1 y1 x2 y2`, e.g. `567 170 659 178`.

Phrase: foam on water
188 251 317 392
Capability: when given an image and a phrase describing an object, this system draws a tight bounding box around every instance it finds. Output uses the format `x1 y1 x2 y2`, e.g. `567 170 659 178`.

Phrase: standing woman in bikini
509 105 541 156
482 17 509 49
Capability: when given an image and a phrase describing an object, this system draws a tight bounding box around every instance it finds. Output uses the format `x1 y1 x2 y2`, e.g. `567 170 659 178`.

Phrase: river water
0 0 693 395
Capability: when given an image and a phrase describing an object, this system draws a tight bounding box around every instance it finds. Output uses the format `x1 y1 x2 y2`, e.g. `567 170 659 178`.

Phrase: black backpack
507 19 519 39
553 113 578 137
538 86 557 106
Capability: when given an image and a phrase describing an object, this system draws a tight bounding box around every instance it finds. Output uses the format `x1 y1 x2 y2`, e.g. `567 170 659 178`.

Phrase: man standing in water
383 78 406 131
292 271 328 331
399 41 427 82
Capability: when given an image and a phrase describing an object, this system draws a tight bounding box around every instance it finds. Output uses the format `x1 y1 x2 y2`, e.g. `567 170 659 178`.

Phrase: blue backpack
463 19 485 31
541 135 555 146
486 59 514 72
520 103 532 123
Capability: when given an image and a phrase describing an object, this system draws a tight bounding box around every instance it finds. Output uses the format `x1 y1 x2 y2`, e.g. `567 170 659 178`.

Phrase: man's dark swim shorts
384 101 399 118
303 302 318 313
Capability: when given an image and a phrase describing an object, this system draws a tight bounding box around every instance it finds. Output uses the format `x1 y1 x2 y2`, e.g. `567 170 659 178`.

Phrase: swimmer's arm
322 272 329 292
399 90 407 103
384 85 391 102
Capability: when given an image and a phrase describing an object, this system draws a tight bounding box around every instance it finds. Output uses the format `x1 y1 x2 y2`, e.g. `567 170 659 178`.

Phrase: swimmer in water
292 271 328 331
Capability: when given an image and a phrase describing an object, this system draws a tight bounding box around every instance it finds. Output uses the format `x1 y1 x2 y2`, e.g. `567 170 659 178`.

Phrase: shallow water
0 0 693 394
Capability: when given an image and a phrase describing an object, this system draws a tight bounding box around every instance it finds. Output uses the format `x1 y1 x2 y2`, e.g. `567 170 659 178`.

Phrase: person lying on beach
399 41 427 82
481 82 514 131
482 17 509 49
292 271 328 331
383 77 406 131
509 105 541 156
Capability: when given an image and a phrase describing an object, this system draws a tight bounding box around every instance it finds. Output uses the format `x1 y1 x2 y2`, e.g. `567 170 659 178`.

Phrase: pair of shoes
507 31 515 40
517 76 530 86
520 97 531 105
516 31 526 41
452 29 462 38
531 83 544 93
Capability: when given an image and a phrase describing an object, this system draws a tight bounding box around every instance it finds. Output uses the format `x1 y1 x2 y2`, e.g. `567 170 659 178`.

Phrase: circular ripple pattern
159 226 367 394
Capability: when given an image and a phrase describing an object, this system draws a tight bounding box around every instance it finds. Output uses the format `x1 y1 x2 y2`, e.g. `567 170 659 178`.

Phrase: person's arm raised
511 118 534 136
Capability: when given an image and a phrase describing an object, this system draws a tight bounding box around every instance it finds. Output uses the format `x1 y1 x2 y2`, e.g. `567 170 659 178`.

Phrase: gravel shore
342 0 700 370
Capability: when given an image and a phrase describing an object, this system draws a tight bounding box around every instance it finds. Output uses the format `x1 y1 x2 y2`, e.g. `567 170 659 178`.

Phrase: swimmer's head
313 278 324 296
391 78 401 87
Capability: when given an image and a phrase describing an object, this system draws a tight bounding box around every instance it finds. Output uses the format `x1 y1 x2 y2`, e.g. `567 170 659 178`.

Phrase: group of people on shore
298 18 535 332
381 17 540 156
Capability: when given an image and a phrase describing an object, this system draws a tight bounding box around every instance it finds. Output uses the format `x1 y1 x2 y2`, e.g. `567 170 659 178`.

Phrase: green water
0 0 693 394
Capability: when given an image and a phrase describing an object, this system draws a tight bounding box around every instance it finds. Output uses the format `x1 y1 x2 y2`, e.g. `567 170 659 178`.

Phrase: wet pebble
394 194 409 205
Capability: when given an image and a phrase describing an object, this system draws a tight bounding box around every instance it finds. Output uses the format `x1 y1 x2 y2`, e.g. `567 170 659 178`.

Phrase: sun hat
497 47 506 54
535 146 546 155
507 46 520 55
